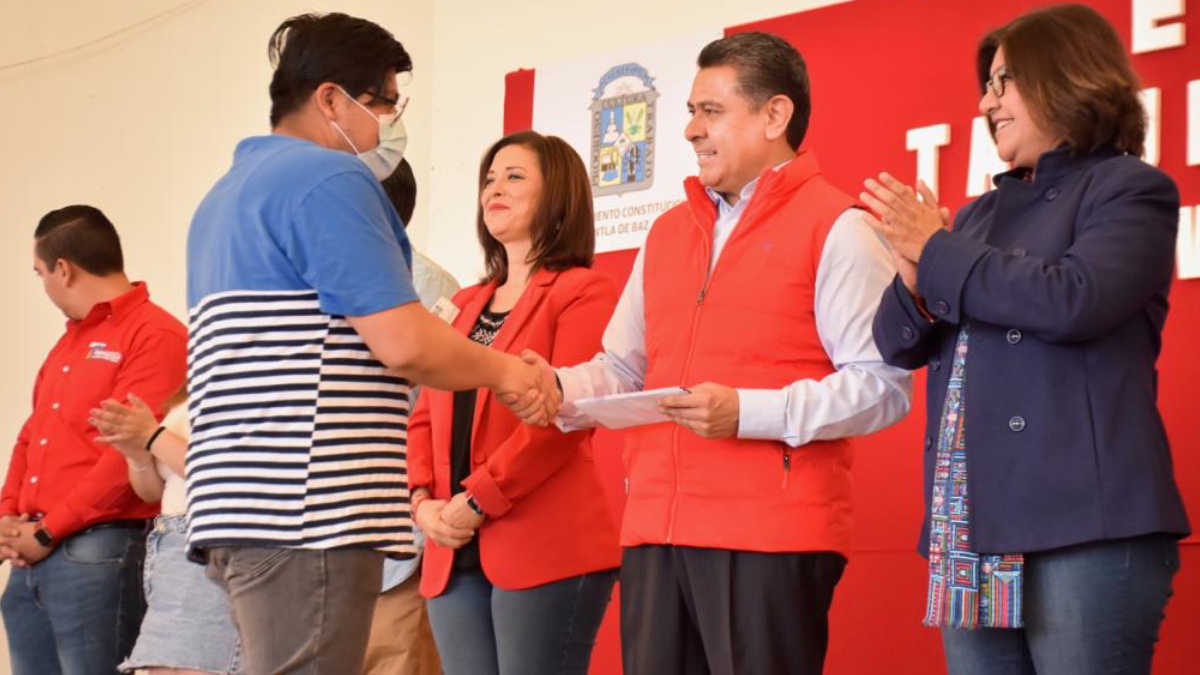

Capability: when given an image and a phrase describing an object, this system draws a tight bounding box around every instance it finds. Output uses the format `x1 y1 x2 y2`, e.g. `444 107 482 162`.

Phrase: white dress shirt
556 173 912 447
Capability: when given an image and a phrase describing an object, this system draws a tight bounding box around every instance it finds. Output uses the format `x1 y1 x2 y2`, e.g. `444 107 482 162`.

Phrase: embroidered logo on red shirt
87 342 123 364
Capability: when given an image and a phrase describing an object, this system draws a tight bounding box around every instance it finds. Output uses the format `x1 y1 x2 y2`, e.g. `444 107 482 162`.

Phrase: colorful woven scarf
924 325 1025 629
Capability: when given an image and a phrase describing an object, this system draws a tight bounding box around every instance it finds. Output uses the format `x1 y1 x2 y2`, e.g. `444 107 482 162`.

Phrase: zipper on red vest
696 229 713 305
666 422 682 541
695 184 776 305
669 234 713 542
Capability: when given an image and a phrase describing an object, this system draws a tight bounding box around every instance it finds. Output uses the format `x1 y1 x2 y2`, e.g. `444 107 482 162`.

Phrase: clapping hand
89 393 158 460
859 173 950 268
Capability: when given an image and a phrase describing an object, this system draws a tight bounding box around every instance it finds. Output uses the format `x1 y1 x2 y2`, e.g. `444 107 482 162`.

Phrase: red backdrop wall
504 1 1198 672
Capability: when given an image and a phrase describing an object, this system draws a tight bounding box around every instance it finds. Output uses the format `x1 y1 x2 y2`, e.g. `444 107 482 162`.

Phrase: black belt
25 517 151 538
80 519 151 534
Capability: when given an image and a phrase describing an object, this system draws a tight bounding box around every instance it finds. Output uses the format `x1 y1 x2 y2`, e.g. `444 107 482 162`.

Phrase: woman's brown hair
978 3 1145 157
476 131 595 284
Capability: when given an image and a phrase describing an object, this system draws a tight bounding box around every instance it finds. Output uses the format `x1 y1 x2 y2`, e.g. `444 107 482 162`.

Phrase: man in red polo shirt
0 205 186 675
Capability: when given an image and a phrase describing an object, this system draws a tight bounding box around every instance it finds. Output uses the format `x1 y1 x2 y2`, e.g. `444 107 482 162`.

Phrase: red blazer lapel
452 282 496 335
470 269 560 444
488 269 558 355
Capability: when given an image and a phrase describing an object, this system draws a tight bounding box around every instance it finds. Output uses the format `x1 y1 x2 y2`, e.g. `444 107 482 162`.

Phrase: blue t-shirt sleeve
289 170 419 317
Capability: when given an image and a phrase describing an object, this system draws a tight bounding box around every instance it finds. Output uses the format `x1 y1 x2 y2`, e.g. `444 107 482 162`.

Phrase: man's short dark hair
697 32 811 150
268 13 413 127
381 158 417 227
34 205 124 275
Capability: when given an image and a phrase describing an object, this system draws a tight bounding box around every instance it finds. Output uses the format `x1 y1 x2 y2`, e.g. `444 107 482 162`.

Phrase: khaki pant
363 573 441 675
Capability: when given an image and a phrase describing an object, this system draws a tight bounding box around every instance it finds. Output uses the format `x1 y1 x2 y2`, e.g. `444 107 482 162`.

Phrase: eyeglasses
985 66 1013 99
371 92 409 119
345 87 404 115
367 91 399 108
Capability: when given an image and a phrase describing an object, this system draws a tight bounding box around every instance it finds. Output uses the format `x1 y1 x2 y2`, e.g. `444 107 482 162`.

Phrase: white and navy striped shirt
185 136 421 557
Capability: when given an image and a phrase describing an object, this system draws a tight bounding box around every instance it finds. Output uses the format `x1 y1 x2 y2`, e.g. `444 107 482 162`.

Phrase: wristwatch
33 527 54 548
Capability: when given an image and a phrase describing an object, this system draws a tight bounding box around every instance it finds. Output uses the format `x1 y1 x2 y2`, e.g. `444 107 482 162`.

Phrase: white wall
0 0 844 670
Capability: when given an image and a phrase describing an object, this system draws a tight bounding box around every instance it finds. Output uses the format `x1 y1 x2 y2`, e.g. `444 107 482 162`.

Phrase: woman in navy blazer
407 131 621 675
863 6 1189 674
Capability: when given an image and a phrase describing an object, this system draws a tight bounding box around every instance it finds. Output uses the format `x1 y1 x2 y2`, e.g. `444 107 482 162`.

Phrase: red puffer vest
623 150 858 554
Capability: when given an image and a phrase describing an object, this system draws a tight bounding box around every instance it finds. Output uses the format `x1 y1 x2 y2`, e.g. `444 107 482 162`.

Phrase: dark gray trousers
620 545 845 675
207 546 384 675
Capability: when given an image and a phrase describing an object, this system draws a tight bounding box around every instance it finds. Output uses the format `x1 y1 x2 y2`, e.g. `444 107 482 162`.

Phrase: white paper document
573 387 689 430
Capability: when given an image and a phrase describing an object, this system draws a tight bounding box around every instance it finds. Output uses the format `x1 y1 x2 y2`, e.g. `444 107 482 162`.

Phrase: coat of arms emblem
590 63 659 197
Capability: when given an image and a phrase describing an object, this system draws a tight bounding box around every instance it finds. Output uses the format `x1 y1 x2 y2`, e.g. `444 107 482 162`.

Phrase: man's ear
52 257 79 285
56 258 78 287
763 94 794 143
313 82 342 121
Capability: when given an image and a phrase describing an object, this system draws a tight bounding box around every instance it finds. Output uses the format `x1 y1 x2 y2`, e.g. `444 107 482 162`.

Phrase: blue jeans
1 525 147 675
427 569 617 675
941 534 1181 675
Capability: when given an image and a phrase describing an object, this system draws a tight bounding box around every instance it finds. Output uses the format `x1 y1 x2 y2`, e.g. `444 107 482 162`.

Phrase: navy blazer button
934 300 950 316
1013 247 1027 257
924 436 933 451
1008 416 1026 432
1006 329 1022 344
1045 188 1059 201
930 355 941 370
901 325 915 341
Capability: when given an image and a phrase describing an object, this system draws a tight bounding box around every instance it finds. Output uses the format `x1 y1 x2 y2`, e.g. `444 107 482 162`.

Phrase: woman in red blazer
407 131 621 675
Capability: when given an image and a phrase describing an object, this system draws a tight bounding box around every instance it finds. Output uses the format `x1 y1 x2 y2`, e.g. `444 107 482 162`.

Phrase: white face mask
330 86 408 181
361 114 407 181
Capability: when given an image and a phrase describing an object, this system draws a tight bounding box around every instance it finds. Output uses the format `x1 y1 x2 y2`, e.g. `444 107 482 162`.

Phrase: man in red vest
546 33 913 674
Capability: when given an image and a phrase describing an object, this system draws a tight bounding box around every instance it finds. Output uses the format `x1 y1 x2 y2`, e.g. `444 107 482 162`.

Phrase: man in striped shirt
186 13 555 674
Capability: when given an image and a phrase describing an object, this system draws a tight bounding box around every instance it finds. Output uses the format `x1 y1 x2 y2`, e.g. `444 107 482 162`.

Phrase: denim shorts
119 514 241 674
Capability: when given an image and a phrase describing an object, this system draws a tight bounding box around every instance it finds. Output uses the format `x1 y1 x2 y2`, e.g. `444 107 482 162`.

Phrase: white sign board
532 32 720 253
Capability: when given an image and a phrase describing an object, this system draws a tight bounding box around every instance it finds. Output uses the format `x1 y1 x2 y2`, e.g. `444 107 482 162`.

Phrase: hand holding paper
658 382 740 439
573 387 689 430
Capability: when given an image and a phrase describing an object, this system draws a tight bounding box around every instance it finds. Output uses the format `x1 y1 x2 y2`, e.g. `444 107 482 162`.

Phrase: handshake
494 350 562 427
411 350 560 548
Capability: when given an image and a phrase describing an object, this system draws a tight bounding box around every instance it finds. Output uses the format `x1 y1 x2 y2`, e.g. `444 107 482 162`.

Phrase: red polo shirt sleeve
40 326 187 539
